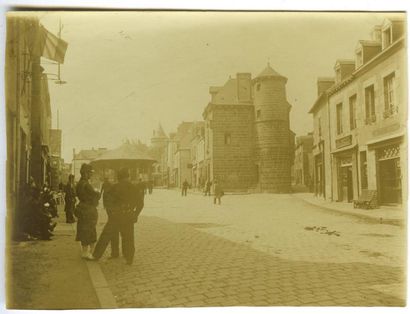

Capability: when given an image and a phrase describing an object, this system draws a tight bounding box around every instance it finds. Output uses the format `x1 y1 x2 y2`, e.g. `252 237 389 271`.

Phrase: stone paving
96 189 406 307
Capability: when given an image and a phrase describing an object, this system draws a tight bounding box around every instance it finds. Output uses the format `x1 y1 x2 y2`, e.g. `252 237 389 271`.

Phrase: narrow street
95 189 405 307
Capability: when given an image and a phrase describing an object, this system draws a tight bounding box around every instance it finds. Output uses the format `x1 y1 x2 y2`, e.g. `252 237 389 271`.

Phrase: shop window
360 151 368 189
365 85 376 124
383 72 396 118
336 103 343 135
349 94 357 130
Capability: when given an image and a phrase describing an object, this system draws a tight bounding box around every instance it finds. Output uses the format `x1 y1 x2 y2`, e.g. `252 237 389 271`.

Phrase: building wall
208 105 256 191
312 98 332 199
253 77 292 192
5 16 36 221
178 149 192 187
328 38 406 204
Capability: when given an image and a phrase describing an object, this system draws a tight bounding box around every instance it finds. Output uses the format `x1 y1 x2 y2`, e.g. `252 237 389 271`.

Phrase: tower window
224 132 231 145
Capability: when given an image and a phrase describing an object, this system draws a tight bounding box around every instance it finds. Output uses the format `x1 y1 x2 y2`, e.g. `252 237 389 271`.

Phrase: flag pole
57 19 61 80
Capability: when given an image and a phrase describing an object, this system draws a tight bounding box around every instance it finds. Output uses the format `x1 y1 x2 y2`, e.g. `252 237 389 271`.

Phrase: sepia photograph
2 7 408 310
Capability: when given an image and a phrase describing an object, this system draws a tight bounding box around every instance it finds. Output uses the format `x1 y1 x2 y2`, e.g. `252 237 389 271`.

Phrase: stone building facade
202 64 294 192
5 15 68 237
293 133 314 187
310 17 406 206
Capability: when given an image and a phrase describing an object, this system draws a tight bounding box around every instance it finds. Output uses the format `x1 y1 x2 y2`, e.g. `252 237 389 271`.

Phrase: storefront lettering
335 135 352 149
373 123 400 137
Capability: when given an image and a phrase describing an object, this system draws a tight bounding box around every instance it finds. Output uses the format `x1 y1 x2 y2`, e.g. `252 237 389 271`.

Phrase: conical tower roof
153 123 167 139
255 63 286 80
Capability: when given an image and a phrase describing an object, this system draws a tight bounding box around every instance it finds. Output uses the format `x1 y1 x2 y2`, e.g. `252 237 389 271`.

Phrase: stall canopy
90 141 156 170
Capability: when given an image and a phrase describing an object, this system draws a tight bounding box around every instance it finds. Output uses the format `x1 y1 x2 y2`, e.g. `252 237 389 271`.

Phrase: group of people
20 178 58 241
181 178 224 205
74 164 145 265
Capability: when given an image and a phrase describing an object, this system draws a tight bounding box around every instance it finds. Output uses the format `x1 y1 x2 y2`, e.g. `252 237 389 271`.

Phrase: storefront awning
366 132 405 147
331 144 357 155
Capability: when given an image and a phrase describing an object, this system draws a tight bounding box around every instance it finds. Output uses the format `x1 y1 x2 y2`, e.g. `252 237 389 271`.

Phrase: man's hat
80 163 94 175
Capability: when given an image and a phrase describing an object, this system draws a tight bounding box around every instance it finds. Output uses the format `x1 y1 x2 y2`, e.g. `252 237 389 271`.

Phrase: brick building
310 17 406 206
203 64 294 192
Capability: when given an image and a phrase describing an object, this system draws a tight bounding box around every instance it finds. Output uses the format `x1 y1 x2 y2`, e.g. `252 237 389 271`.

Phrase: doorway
379 158 401 204
339 165 353 202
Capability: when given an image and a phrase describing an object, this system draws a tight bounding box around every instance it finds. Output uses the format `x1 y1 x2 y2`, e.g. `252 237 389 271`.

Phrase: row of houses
309 18 406 206
5 14 69 236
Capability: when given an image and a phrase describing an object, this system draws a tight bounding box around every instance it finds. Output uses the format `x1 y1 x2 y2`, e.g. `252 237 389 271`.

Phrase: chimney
236 72 252 102
317 77 335 96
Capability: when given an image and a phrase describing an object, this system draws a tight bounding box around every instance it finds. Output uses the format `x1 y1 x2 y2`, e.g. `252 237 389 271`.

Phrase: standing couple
75 164 144 265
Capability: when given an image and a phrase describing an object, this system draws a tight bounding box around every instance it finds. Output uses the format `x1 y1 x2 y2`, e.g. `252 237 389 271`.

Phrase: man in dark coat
64 174 76 223
93 168 144 265
100 177 119 258
182 179 189 196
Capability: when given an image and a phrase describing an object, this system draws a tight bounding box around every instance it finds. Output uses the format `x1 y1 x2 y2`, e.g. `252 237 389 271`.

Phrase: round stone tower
253 64 292 192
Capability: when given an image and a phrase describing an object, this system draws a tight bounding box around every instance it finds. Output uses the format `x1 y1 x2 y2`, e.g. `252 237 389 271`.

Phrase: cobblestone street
96 189 406 307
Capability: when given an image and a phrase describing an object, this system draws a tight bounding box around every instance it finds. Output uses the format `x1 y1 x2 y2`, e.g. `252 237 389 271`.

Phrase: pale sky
35 11 403 161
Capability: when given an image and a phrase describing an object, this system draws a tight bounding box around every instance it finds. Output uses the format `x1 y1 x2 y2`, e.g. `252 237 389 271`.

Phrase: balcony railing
365 114 376 125
383 106 398 119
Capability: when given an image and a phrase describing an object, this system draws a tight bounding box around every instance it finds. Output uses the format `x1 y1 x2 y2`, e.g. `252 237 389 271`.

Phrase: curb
295 195 403 227
70 224 117 309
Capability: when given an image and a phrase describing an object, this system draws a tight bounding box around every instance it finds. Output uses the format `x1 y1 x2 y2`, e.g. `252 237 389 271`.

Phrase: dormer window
382 26 392 49
335 68 341 84
356 50 363 68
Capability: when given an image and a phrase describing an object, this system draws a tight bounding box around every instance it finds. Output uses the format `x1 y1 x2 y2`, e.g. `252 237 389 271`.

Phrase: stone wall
210 105 257 191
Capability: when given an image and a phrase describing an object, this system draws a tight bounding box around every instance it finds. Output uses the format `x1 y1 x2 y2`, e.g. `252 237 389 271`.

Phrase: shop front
314 153 325 197
376 143 402 204
337 155 354 202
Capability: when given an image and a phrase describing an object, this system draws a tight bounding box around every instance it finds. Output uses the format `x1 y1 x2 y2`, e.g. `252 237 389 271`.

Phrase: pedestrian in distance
100 177 119 259
93 168 144 265
148 179 154 194
64 174 76 223
182 179 189 196
213 180 224 205
75 164 100 260
204 179 212 196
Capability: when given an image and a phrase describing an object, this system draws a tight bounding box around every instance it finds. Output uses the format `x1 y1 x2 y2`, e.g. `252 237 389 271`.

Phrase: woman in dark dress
64 174 76 223
75 164 100 259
